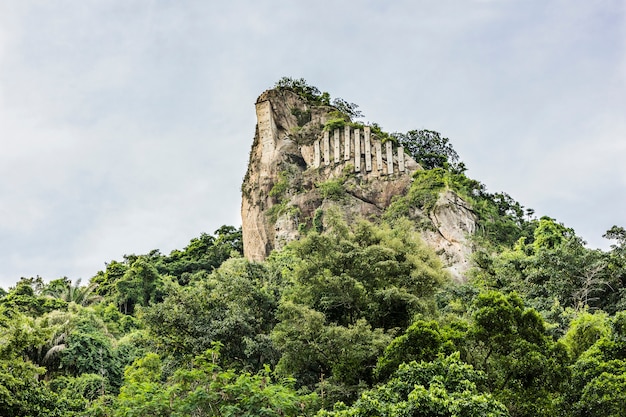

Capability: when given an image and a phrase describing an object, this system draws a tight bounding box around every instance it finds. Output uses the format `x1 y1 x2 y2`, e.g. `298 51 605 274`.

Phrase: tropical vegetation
2 80 625 416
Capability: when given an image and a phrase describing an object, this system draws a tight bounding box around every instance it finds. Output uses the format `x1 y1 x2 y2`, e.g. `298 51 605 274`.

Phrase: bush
318 179 345 201
324 118 347 132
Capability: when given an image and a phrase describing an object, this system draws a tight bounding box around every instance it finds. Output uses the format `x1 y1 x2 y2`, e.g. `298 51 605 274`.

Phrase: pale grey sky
0 0 624 288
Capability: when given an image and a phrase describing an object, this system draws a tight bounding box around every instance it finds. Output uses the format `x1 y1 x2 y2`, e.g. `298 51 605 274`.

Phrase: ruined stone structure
253 89 414 180
312 126 407 176
241 87 476 281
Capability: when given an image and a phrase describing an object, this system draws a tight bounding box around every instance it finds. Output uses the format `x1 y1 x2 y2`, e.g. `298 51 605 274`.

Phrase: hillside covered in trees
1 80 626 416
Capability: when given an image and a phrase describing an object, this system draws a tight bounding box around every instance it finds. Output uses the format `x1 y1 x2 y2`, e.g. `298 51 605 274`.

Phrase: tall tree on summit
394 129 465 173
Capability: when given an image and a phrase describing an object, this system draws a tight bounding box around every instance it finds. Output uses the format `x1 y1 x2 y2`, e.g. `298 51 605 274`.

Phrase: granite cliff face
241 87 476 281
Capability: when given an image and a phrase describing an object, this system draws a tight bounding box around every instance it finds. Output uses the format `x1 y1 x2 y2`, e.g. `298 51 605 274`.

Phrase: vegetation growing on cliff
275 77 362 120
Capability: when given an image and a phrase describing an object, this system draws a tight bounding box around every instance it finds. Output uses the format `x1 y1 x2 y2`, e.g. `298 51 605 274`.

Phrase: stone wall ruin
253 97 415 183
253 93 415 181
312 125 407 176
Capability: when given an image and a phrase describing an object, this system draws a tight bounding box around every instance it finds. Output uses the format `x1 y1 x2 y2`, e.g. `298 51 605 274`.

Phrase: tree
331 98 363 119
603 225 626 248
375 319 450 381
284 217 447 329
0 357 73 417
1 278 67 317
115 258 163 314
532 216 573 251
142 258 280 371
157 226 243 282
112 348 318 417
577 369 626 417
317 353 509 417
91 259 127 298
467 291 569 417
275 77 330 105
560 310 610 360
272 302 391 406
472 220 617 321
271 217 448 405
0 306 78 416
394 129 464 172
44 278 101 306
564 311 626 417
602 226 626 311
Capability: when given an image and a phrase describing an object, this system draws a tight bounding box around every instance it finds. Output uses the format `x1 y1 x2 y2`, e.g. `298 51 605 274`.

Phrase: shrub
318 179 345 201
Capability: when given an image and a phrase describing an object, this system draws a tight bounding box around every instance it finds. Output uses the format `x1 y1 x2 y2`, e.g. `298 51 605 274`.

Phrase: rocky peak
241 86 476 281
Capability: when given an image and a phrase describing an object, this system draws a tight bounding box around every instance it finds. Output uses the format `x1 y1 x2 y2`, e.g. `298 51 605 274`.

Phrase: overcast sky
0 0 624 289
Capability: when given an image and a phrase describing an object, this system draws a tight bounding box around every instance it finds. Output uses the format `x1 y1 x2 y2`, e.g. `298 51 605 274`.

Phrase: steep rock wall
421 190 477 281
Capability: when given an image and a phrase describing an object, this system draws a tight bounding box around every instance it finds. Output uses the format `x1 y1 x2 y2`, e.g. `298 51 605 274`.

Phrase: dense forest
2 80 626 416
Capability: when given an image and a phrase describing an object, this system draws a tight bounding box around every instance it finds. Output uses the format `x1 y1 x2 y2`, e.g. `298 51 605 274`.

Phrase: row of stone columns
313 125 406 174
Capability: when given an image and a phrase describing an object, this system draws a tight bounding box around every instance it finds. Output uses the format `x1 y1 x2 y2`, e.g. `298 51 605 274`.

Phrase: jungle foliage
2 210 625 416
2 80 626 416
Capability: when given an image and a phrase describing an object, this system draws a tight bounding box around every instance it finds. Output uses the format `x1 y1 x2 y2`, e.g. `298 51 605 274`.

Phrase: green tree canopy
318 353 509 417
394 129 464 172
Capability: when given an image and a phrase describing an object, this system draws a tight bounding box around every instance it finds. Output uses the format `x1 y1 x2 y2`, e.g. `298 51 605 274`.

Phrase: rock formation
241 87 476 281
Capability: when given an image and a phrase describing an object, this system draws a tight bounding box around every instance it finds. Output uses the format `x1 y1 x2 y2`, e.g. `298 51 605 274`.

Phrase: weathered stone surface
354 129 361 172
364 126 372 172
314 140 320 168
241 87 476 281
323 131 330 166
375 141 383 171
344 125 351 161
420 190 476 282
386 141 394 175
398 146 405 172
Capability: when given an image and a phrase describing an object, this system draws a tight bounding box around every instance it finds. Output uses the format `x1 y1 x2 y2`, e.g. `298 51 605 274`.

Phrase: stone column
364 126 372 172
334 129 340 163
344 125 351 161
375 141 383 171
323 130 330 166
398 146 405 172
386 141 394 174
314 140 321 168
354 129 361 172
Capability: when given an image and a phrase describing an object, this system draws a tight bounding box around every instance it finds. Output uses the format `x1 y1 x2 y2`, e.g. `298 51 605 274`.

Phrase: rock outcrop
421 190 477 281
241 87 476 281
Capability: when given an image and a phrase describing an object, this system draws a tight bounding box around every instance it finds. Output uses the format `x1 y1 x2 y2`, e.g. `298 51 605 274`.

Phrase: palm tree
44 278 102 306
34 310 75 376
